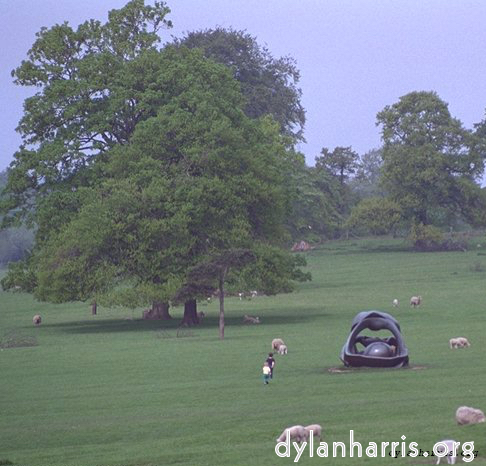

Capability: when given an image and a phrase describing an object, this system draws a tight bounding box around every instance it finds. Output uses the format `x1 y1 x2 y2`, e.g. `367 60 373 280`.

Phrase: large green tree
2 1 310 333
1 0 172 227
377 91 486 229
3 41 304 334
174 27 305 141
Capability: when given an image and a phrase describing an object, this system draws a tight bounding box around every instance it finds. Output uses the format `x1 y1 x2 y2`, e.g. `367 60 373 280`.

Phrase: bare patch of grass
0 331 38 349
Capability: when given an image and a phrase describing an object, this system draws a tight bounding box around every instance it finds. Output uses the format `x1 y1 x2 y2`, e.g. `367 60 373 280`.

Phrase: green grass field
1 238 486 466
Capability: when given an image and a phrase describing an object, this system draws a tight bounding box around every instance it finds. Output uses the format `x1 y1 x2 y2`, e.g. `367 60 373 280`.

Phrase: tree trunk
219 276 225 340
152 301 172 320
91 300 97 315
181 299 198 326
218 269 228 340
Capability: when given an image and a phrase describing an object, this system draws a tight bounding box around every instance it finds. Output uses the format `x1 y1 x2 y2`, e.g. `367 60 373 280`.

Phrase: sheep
392 298 399 307
32 315 42 326
197 311 205 324
410 295 422 308
276 425 307 444
435 439 458 464
303 424 322 441
278 344 288 355
272 338 285 351
250 290 258 298
449 337 471 349
243 314 260 324
455 406 486 425
456 337 470 347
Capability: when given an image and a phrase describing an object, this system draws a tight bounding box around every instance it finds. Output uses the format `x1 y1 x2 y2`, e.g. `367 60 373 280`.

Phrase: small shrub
0 459 14 465
408 223 444 251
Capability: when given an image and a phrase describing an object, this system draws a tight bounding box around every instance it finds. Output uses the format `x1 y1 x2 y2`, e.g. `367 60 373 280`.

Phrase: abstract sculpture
340 311 409 368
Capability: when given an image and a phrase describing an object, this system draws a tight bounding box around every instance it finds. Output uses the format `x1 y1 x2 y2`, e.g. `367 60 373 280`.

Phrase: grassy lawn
1 237 486 465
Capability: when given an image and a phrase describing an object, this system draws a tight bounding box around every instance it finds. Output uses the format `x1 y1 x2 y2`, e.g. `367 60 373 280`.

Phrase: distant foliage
349 148 385 200
284 155 341 241
408 223 444 251
346 197 402 236
0 227 34 265
0 169 34 265
377 91 486 228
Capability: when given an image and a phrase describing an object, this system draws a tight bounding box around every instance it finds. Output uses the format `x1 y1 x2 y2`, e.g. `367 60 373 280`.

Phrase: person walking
262 361 271 384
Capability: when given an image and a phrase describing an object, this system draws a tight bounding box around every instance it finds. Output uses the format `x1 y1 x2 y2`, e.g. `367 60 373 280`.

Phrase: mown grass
1 237 486 466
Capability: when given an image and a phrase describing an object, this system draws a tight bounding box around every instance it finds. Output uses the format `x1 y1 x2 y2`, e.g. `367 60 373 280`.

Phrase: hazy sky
1 0 486 172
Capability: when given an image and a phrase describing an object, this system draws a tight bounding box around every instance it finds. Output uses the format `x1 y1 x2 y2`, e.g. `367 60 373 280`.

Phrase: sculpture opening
340 311 409 368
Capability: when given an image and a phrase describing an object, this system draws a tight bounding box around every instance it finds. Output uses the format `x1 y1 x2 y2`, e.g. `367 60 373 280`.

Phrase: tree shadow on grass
38 312 325 335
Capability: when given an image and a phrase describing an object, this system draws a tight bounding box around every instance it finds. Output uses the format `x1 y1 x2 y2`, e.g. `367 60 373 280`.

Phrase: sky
1 0 486 173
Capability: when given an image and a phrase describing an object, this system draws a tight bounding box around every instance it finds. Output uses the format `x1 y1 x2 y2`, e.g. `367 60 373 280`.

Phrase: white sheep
410 295 422 308
455 406 486 425
33 314 42 326
276 425 306 444
272 338 285 351
304 424 322 441
243 314 260 324
392 298 399 307
250 290 258 298
278 344 288 355
435 439 459 464
449 337 470 349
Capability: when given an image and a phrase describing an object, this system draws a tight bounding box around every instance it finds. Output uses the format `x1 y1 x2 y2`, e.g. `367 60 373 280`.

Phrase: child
262 361 271 384
266 352 275 379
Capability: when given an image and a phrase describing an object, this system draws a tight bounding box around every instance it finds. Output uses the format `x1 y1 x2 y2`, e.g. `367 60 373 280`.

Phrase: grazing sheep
243 314 260 324
276 425 306 443
303 424 322 441
410 295 422 308
456 337 470 347
392 298 399 307
449 338 459 349
278 344 288 355
435 439 458 464
33 315 42 326
449 337 471 349
197 311 205 324
251 290 258 298
456 406 486 425
272 338 285 351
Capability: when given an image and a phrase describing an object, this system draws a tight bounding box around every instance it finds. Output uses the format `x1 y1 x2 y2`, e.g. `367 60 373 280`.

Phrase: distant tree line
0 171 34 265
1 1 486 330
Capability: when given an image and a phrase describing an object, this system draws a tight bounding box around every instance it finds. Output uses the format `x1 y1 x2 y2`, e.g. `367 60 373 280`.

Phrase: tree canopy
174 27 305 142
2 0 173 227
377 91 486 228
2 16 307 335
